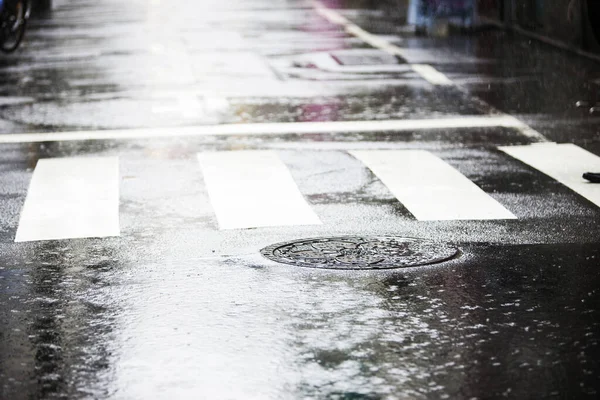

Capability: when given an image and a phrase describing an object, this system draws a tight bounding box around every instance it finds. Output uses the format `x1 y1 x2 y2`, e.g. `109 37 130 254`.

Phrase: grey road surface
0 1 599 399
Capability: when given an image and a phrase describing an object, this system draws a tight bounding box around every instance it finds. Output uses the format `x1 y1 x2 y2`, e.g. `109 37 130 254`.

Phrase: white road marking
290 51 412 74
311 0 550 143
313 5 405 57
312 0 454 85
197 151 321 230
313 5 349 25
15 157 120 242
499 143 600 208
410 64 454 86
350 150 516 221
0 115 531 143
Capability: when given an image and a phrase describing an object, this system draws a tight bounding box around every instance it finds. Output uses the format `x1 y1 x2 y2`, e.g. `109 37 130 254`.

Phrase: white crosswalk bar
197 150 321 230
350 150 517 221
15 157 120 242
499 143 600 208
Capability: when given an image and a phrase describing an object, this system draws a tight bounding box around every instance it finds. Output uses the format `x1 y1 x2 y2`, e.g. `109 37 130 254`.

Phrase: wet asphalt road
1 0 600 399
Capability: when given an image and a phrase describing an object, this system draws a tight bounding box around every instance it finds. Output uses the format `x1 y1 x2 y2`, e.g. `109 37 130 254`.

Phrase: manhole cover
260 236 459 270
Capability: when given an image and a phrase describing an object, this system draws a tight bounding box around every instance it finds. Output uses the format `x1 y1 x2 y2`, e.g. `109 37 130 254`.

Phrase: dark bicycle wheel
0 0 29 53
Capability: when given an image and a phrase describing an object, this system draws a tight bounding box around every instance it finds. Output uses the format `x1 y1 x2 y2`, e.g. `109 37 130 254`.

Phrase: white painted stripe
15 157 120 242
313 4 405 55
350 150 516 220
500 115 550 141
313 5 349 25
0 116 529 144
311 0 550 143
197 151 321 229
499 143 600 207
411 64 454 86
344 25 404 56
312 0 456 86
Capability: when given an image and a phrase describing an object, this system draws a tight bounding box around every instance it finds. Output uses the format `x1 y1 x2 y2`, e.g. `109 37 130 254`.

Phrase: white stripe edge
0 116 528 144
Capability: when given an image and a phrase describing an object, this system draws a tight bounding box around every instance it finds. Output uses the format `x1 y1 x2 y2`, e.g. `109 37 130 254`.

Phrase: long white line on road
410 64 455 86
311 0 549 142
499 143 600 208
0 115 536 143
15 157 120 242
197 151 321 230
350 150 517 221
311 0 450 86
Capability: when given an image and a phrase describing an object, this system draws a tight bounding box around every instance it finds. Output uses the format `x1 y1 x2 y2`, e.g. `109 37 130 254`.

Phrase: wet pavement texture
2 242 599 399
0 0 600 399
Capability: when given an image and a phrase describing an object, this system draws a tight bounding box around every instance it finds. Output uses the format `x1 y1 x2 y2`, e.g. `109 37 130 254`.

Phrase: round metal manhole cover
260 236 459 270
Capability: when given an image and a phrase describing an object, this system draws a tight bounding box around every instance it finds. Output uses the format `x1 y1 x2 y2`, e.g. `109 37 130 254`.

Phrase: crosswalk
14 157 120 243
350 150 516 221
499 143 600 208
197 150 321 229
8 144 600 243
